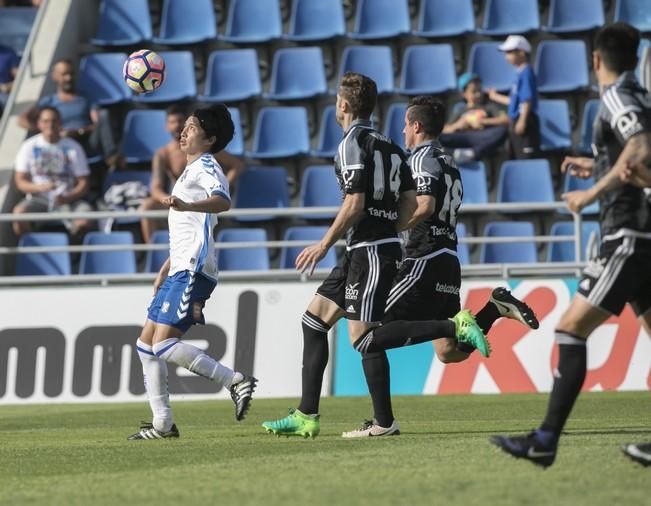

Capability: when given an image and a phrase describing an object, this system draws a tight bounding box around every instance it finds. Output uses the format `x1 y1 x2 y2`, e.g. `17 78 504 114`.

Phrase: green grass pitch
1 392 649 506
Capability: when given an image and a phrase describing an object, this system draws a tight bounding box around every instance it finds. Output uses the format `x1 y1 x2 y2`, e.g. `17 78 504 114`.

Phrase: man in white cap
488 35 540 159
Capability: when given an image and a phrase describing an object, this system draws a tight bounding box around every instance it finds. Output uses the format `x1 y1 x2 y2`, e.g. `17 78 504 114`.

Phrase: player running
128 105 256 440
491 22 651 468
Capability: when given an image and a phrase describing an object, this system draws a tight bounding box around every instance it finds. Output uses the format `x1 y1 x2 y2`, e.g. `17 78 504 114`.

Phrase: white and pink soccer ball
122 49 166 94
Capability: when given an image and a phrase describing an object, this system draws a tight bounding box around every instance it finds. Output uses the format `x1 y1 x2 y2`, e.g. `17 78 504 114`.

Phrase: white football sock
137 339 173 432
153 338 237 388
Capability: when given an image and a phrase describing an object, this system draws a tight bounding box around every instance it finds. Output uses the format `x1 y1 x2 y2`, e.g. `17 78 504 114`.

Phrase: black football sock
539 332 587 436
475 301 501 334
297 311 331 415
362 351 394 427
353 319 455 353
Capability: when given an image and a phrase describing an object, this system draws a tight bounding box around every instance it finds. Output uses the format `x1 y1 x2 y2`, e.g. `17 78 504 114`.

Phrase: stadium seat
467 42 517 93
0 7 36 55
280 227 337 269
91 0 152 46
548 221 600 262
233 166 290 222
478 0 540 36
456 222 471 265
16 232 71 276
480 222 537 264
121 110 171 163
535 40 589 93
544 0 604 33
383 102 407 150
538 99 572 152
221 0 282 43
78 53 131 106
614 0 651 32
144 230 170 273
225 107 244 156
459 161 488 204
285 0 346 41
266 47 328 100
497 159 555 205
133 51 196 103
398 44 456 95
299 165 341 220
312 105 341 158
247 107 310 159
349 0 410 40
79 231 137 274
198 49 261 103
579 99 601 155
216 228 270 271
414 0 474 38
560 173 600 215
153 0 217 45
338 46 394 95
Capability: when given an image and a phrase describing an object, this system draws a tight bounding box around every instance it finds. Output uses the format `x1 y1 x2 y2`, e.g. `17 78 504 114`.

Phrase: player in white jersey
128 105 257 440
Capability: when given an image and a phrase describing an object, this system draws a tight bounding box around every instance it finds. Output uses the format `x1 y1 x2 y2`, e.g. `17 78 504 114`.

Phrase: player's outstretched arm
620 160 651 188
153 257 170 293
165 195 231 214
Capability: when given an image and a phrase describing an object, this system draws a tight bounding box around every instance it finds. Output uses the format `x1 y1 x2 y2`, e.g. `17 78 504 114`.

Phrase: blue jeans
440 125 508 159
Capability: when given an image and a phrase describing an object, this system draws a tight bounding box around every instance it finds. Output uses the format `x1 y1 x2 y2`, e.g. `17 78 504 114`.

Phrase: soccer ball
123 49 165 94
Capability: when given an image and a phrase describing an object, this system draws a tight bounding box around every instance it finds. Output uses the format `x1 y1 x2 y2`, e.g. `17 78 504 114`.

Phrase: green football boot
451 309 491 357
262 408 320 438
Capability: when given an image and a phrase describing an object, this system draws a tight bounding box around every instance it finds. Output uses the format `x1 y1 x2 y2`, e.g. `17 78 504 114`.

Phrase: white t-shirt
168 153 231 281
15 134 89 200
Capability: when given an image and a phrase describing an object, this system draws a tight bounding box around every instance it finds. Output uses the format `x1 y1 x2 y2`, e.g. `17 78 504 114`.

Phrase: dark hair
594 22 640 74
37 105 61 120
406 96 446 138
52 58 74 68
338 72 377 119
166 104 187 118
192 104 234 154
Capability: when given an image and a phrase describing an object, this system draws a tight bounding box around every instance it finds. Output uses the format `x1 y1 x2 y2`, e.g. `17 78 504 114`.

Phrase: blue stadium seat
0 7 36 55
225 107 244 156
144 230 170 273
456 223 471 265
467 42 517 93
280 227 337 269
560 173 600 215
579 99 600 155
535 40 589 93
153 0 217 45
266 47 327 100
216 228 270 271
79 231 137 274
497 159 555 204
399 45 456 95
233 166 290 222
133 51 196 103
544 0 604 33
247 107 310 159
78 53 131 106
415 0 474 38
479 0 540 36
349 0 410 40
548 221 600 262
198 49 261 103
16 232 71 276
121 110 171 163
312 106 341 158
459 161 488 204
91 0 152 46
222 0 282 43
615 0 651 32
338 46 394 94
285 0 346 41
480 222 537 264
299 165 341 220
538 99 572 152
383 102 407 150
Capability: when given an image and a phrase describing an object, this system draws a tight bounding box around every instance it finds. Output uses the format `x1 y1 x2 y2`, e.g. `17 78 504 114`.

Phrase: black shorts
578 235 651 316
316 242 402 322
384 249 461 322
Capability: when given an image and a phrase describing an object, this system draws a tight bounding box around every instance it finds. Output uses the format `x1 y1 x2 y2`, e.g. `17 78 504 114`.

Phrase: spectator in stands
12 106 92 238
488 35 540 159
0 43 19 115
18 58 119 166
139 105 245 243
439 72 509 162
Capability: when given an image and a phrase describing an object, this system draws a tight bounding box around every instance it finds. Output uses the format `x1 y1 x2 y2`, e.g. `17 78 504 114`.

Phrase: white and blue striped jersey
168 153 230 280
